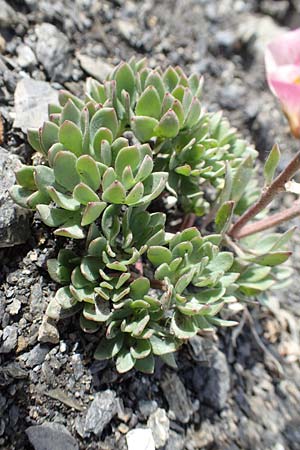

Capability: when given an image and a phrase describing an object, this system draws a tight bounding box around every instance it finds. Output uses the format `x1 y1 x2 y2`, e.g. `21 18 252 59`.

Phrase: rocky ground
1 0 300 449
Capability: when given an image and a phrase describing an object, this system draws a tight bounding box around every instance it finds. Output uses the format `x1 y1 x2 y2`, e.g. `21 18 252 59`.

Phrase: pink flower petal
269 77 300 115
266 28 300 70
265 28 300 137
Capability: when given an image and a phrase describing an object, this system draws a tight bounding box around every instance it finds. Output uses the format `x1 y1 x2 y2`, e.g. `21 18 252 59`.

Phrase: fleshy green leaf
264 143 280 185
34 166 55 195
60 99 81 126
155 109 179 138
150 335 177 355
94 334 124 360
59 120 83 156
115 62 135 100
76 155 101 190
41 121 59 152
102 181 126 204
130 277 150 300
231 156 253 203
171 311 197 339
115 145 140 178
55 286 76 309
215 201 235 234
134 353 155 374
73 183 99 205
53 151 80 191
90 108 118 140
81 202 107 226
136 86 162 119
54 220 85 239
15 166 36 190
27 128 43 154
126 182 144 205
131 116 159 142
116 348 135 373
47 186 80 211
36 205 74 226
147 246 172 266
130 339 151 359
47 259 71 284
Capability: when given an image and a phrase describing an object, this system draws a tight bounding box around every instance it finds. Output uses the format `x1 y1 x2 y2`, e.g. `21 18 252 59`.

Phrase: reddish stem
232 200 300 239
180 213 196 230
229 150 300 239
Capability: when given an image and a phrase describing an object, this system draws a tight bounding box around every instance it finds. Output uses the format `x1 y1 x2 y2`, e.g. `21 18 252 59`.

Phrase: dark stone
23 344 50 368
160 371 193 424
193 349 230 411
0 147 31 248
0 325 18 353
26 422 79 450
35 23 72 82
78 390 118 437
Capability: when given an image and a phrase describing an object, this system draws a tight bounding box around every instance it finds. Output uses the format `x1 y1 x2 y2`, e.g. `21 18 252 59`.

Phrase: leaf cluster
10 59 293 373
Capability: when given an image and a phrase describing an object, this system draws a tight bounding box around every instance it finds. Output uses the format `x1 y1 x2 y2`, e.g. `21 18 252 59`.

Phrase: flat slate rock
76 389 118 437
26 422 79 450
13 78 58 131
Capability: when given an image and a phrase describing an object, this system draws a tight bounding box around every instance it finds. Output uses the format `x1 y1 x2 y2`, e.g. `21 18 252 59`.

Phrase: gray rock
0 418 5 437
216 30 237 52
30 282 45 316
1 362 27 379
71 354 84 381
126 428 155 450
0 0 17 27
0 147 31 248
138 400 158 418
76 52 113 82
0 202 30 248
0 325 18 353
82 390 118 437
204 349 230 410
147 408 169 448
6 299 21 315
189 335 215 363
16 44 37 69
219 83 246 110
35 23 71 81
38 317 60 344
238 15 286 59
117 19 136 43
260 0 289 20
186 420 214 448
14 77 58 131
26 422 79 450
165 430 185 450
160 371 193 424
0 393 6 411
193 349 230 411
24 344 50 368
